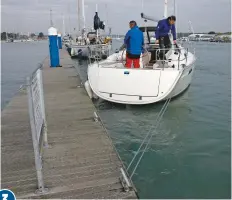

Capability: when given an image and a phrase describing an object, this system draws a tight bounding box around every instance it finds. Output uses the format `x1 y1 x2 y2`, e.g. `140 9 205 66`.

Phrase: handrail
88 43 111 66
119 48 150 68
90 45 191 70
155 46 188 62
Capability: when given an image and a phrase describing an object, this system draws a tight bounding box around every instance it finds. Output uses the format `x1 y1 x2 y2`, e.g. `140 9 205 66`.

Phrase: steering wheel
120 47 149 68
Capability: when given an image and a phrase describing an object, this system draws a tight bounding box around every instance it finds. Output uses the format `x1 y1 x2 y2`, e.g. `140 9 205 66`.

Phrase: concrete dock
1 49 138 199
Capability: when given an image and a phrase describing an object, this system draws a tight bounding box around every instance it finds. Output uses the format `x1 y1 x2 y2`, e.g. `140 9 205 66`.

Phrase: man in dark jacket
124 21 144 68
155 16 176 50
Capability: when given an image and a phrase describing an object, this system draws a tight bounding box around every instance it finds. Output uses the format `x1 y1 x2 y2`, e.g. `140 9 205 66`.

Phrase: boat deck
1 49 137 199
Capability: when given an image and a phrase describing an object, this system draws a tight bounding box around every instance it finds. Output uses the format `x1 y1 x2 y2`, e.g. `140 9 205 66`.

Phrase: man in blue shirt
155 16 176 51
124 21 144 68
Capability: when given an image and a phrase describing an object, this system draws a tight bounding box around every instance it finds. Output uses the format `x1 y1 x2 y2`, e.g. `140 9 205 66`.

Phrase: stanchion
48 27 62 67
58 33 62 49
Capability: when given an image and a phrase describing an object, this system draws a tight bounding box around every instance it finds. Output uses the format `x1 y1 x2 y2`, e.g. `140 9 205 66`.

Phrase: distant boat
178 37 189 42
68 1 111 59
116 35 121 40
26 38 34 42
188 34 215 42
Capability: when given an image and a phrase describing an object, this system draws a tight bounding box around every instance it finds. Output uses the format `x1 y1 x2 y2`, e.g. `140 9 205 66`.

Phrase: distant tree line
1 32 45 40
1 32 20 40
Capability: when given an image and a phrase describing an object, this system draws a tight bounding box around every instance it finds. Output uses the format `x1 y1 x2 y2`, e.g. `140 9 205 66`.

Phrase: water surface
2 41 231 199
74 41 231 199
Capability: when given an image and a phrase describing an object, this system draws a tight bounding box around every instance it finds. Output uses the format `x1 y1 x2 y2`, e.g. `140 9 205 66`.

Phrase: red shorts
125 56 140 68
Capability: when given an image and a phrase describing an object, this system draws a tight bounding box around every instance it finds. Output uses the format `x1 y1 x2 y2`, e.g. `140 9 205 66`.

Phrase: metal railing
155 46 188 69
89 44 191 71
88 43 111 63
26 65 48 194
119 48 151 68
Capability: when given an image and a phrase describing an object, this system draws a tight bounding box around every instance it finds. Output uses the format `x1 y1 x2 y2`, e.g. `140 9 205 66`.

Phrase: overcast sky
1 0 231 34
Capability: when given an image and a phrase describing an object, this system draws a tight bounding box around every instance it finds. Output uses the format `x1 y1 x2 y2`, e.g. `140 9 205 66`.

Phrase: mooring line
127 98 171 172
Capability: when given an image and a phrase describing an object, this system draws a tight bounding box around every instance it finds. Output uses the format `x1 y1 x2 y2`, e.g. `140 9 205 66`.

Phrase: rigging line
130 98 171 179
127 99 169 171
127 98 170 171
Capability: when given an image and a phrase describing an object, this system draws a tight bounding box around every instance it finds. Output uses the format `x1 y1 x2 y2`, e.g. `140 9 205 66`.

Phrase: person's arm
155 21 162 41
119 43 126 51
119 31 130 51
172 24 177 41
124 30 130 45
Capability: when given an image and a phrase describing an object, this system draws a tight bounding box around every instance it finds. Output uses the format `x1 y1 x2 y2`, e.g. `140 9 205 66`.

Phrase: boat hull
166 64 195 99
86 62 195 105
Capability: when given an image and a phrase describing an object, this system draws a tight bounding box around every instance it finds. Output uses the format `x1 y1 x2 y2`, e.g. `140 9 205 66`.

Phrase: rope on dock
127 98 171 179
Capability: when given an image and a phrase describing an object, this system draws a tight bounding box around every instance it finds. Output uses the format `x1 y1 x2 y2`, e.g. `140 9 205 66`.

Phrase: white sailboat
69 1 111 58
84 0 197 105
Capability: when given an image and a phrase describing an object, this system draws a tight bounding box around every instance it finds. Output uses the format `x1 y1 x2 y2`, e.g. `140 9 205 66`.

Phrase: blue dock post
48 27 61 67
58 33 62 49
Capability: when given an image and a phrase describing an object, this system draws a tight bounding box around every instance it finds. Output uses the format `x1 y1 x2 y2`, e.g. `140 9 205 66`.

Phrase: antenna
50 9 54 27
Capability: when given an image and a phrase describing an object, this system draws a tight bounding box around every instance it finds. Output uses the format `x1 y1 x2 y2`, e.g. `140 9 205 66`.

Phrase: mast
96 4 98 40
105 4 108 29
62 14 66 36
174 0 178 38
81 0 86 29
50 9 54 27
141 0 144 13
77 0 81 33
164 0 168 18
68 3 71 34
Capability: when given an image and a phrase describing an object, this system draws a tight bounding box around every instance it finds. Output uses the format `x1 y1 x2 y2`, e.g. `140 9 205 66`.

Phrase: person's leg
159 37 165 60
164 35 171 50
125 56 133 68
133 58 140 68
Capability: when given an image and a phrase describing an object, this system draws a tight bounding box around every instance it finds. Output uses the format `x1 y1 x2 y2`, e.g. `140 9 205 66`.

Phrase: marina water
1 40 231 198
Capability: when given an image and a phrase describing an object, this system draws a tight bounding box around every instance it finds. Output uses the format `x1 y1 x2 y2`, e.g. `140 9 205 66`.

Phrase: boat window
143 32 156 44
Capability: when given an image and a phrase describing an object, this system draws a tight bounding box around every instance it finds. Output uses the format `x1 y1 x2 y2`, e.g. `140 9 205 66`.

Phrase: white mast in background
105 4 108 28
68 2 71 34
96 4 98 39
62 14 66 36
50 9 54 27
81 0 86 29
96 3 98 12
77 0 81 33
141 0 144 13
174 0 178 38
164 0 168 18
